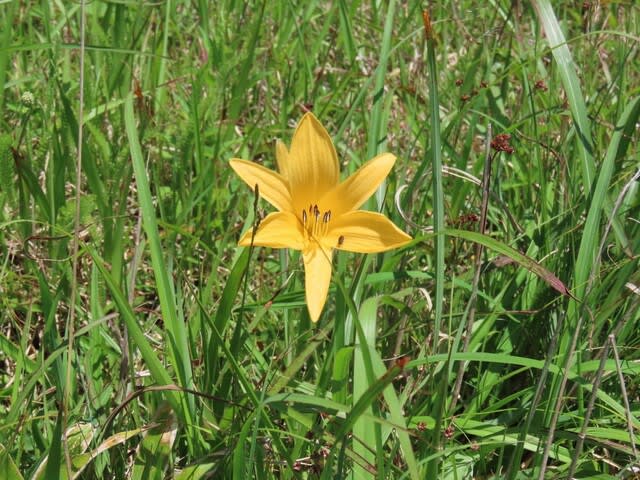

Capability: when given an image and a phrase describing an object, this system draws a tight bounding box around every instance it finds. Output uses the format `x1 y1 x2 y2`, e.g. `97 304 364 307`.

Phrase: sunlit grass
0 2 639 479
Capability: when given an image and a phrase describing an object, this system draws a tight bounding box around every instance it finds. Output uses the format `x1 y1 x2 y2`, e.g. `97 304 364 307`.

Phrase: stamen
302 204 333 242
338 235 345 246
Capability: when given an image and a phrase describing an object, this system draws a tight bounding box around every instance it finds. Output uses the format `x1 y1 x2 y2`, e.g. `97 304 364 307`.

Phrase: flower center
301 204 331 242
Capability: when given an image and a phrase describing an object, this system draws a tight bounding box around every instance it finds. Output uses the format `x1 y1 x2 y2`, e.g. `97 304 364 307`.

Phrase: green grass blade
86 245 174 389
267 323 332 396
425 10 446 478
356 296 420 480
228 1 266 121
204 248 250 394
214 249 250 334
0 444 23 480
0 0 16 112
353 296 381 478
131 402 177 480
42 413 63 479
337 0 356 63
123 95 197 437
533 0 594 186
334 363 403 456
16 156 51 222
174 462 216 480
368 0 396 209
575 95 640 301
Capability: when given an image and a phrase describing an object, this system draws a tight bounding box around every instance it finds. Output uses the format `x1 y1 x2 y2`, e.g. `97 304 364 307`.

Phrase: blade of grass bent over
444 228 570 297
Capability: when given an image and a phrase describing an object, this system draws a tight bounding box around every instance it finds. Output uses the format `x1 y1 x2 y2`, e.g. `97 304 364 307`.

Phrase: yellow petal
275 139 289 179
288 113 340 213
229 159 293 213
324 211 412 253
320 152 396 215
302 245 333 322
238 211 304 250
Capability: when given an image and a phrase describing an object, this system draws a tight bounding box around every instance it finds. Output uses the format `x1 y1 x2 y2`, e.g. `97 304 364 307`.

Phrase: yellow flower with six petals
230 113 412 322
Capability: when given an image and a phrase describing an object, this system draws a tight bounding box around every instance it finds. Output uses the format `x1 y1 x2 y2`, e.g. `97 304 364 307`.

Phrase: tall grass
0 2 638 479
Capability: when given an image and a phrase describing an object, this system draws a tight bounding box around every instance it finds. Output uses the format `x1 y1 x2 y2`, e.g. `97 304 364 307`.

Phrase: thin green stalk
0 0 16 113
367 0 396 210
64 1 87 474
424 10 445 479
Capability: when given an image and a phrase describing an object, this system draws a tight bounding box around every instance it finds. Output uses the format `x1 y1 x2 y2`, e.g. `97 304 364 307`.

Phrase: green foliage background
0 1 638 479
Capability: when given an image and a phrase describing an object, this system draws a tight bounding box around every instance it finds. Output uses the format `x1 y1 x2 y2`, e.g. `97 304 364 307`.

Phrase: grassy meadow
1 1 639 478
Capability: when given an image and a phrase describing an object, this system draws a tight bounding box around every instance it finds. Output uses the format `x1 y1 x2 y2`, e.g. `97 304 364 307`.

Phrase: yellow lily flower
230 112 412 322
